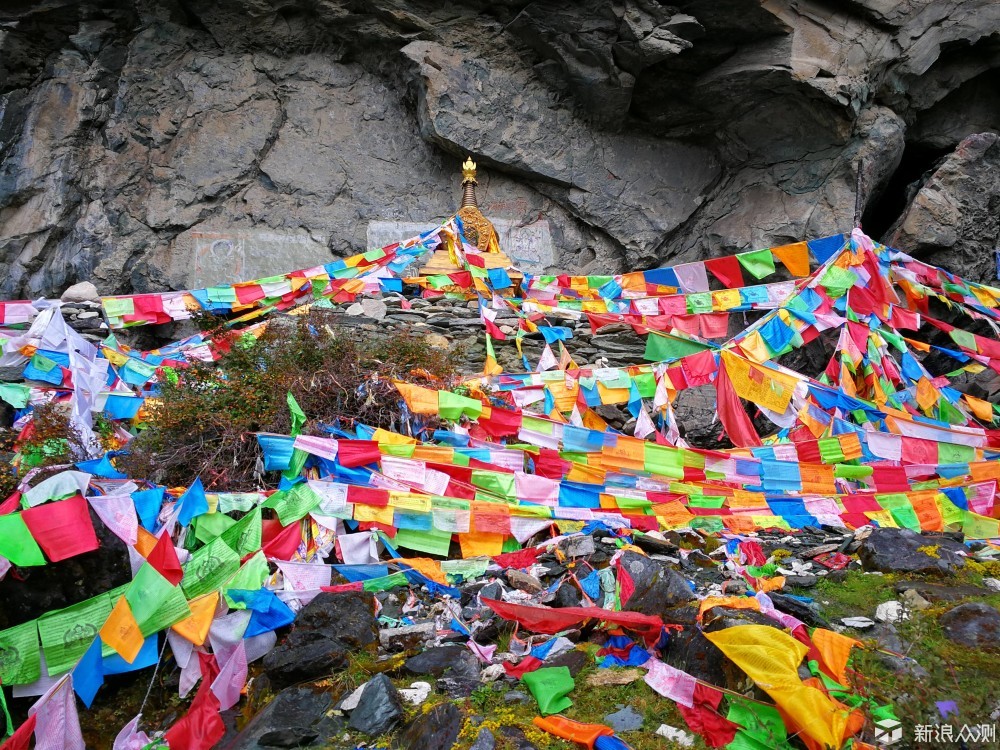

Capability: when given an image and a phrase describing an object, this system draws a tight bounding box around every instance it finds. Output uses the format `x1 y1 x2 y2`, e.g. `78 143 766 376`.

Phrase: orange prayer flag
172 592 220 646
459 531 505 558
915 377 938 411
770 242 810 277
391 557 447 584
970 461 1000 482
134 527 158 558
810 628 862 686
100 595 145 664
965 393 995 422
392 381 439 415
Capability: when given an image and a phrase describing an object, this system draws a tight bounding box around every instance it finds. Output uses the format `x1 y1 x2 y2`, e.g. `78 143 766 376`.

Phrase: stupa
418 157 513 274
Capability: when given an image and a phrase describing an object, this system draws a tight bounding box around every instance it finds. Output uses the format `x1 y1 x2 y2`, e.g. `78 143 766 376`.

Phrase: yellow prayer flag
721 350 797 413
171 592 219 647
100 595 145 663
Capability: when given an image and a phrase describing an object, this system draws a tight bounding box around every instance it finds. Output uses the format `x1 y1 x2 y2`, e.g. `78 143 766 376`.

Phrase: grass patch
793 568 1000 748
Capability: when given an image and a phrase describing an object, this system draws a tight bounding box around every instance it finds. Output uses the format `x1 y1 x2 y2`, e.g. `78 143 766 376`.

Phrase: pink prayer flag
643 658 697 708
211 640 248 711
673 262 709 294
88 493 138 545
29 676 85 750
467 641 496 663
112 715 152 750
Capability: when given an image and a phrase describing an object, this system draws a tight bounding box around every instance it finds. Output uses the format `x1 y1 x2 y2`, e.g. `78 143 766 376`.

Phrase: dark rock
888 133 1000 284
406 645 481 697
893 580 991 602
405 645 476 678
604 705 644 732
505 570 544 594
661 606 729 687
348 674 405 736
550 581 583 608
784 575 818 588
263 592 377 688
469 728 496 750
939 603 1000 649
857 528 966 575
703 607 787 633
766 593 831 629
393 702 464 750
619 551 695 615
258 729 319 748
504 690 531 704
545 648 589 677
223 686 340 750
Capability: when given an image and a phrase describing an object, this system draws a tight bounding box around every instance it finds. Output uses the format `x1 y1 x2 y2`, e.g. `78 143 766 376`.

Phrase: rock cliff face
1 0 998 298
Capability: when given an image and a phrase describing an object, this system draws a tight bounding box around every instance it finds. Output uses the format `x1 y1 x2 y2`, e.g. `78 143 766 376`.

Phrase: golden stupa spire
456 156 499 253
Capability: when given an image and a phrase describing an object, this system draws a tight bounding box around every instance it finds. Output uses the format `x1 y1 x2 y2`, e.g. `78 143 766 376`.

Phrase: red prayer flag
261 519 303 561
483 598 664 647
704 256 745 289
163 679 224 750
502 656 543 678
21 494 99 562
714 360 763 448
146 531 184 585
0 714 36 750
336 441 381 467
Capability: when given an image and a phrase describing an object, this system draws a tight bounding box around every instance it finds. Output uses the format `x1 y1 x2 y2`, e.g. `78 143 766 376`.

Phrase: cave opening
861 141 951 240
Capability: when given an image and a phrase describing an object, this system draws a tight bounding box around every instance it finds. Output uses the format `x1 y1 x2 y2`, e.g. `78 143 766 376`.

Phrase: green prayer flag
181 536 241 600
264 482 321 526
194 512 238 545
438 390 483 420
643 443 685 479
643 332 710 362
521 666 574 715
471 470 516 498
220 507 263 557
392 527 453 556
736 249 776 279
38 594 112 676
686 292 713 314
819 265 856 298
287 391 306 437
0 383 30 409
0 620 42 685
126 564 192 636
937 441 974 465
726 697 793 750
363 571 410 592
0 513 46 566
225 552 271 608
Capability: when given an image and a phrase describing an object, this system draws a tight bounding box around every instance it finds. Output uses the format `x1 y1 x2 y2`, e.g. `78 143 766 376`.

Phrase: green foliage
120 310 455 489
802 569 1000 748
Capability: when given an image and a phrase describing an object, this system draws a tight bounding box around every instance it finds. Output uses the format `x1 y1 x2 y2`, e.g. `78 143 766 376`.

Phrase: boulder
857 528 966 575
939 603 1000 649
262 591 377 688
887 133 1000 284
222 686 341 750
348 674 405 736
60 281 100 302
393 702 464 750
618 551 695 615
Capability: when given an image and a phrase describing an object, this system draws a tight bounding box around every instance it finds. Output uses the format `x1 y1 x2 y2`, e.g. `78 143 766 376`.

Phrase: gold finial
462 157 477 184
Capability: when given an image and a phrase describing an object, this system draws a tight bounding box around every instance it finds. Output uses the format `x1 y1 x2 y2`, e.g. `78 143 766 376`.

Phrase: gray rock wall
1 0 998 298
